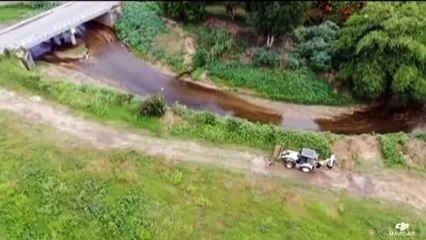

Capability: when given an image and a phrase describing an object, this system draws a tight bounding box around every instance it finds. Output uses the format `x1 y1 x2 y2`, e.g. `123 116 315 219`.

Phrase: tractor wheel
300 164 313 173
285 161 295 169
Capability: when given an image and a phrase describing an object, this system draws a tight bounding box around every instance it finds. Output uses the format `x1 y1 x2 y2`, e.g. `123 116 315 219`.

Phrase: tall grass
0 112 424 239
172 105 335 157
0 57 161 133
378 133 409 168
207 61 355 106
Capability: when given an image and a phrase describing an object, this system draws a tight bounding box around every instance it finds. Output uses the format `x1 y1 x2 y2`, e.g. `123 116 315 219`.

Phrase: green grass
0 4 36 23
378 133 410 168
207 62 356 106
0 56 337 157
0 111 425 239
0 57 162 134
419 134 426 142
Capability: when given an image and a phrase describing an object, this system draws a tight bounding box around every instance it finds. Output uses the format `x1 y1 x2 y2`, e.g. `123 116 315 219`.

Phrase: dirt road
0 87 425 211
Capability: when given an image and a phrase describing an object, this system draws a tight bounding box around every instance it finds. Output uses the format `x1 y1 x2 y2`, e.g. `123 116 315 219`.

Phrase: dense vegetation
159 1 207 22
115 2 167 59
118 1 426 107
248 1 311 47
332 2 426 104
207 62 352 105
1 112 424 239
116 2 355 106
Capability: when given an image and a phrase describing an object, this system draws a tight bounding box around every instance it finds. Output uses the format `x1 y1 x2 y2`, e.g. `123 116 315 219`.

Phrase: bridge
0 1 122 69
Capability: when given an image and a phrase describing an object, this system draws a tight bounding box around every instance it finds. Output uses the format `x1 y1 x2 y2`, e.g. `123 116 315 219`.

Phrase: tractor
270 145 336 173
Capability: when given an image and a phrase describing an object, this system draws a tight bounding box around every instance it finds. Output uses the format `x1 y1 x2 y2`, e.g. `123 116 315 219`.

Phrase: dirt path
1 87 426 211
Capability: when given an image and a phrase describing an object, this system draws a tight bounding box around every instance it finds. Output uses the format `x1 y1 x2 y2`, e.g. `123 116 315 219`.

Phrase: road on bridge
0 1 118 53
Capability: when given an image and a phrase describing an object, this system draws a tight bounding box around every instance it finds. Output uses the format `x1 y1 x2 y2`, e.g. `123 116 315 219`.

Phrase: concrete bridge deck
0 1 120 54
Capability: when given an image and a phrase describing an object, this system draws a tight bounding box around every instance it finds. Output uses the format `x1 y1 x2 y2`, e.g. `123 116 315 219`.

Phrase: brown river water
35 21 426 134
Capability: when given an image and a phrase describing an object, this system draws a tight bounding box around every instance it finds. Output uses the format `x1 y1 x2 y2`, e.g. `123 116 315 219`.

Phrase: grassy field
0 4 36 23
0 111 424 239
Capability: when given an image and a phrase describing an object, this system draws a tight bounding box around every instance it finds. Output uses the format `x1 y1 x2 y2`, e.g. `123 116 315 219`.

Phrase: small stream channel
31 21 426 135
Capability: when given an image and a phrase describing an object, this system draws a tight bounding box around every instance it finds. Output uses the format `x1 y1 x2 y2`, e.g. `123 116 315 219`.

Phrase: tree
304 1 366 26
159 1 207 22
224 1 239 20
248 1 311 47
292 21 339 72
332 2 426 104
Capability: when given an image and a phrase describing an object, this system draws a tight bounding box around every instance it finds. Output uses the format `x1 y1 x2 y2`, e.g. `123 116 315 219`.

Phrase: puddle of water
33 21 426 134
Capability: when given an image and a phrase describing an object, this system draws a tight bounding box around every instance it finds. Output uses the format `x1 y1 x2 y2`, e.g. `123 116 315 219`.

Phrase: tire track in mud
0 88 425 211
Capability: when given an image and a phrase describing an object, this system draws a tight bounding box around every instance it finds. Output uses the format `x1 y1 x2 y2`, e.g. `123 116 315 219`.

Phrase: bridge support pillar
15 48 35 70
70 28 77 46
93 6 122 28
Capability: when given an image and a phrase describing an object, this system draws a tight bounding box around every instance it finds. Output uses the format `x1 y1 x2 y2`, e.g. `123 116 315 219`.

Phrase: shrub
140 93 167 117
159 1 207 22
419 134 426 143
192 47 208 69
252 48 280 68
291 20 339 72
378 133 409 168
287 51 306 70
115 2 166 56
172 106 335 158
197 27 234 64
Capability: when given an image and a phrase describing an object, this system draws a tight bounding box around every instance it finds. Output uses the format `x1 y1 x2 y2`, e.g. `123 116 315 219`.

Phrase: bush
287 51 306 70
291 20 339 72
115 2 166 56
378 133 409 168
207 61 354 105
192 47 208 69
159 1 207 22
252 48 280 68
171 106 334 158
140 93 167 117
197 27 234 64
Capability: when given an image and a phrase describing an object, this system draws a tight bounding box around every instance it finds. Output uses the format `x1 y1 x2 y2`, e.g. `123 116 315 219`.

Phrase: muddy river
32 21 426 134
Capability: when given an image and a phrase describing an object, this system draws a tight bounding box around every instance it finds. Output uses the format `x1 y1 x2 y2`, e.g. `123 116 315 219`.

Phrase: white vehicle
271 146 336 173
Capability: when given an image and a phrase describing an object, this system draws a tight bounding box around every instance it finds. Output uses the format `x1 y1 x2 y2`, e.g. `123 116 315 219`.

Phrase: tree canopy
292 20 339 72
159 1 206 22
248 1 311 47
332 2 426 104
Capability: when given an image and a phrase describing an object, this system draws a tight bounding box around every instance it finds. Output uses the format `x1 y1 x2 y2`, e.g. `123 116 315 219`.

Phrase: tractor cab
298 148 319 165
